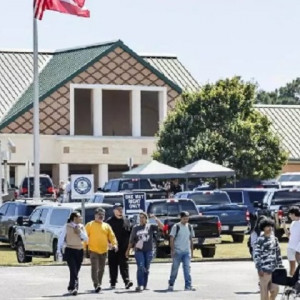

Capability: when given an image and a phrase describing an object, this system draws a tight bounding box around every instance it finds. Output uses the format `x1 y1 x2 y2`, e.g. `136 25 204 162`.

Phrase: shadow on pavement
235 291 260 295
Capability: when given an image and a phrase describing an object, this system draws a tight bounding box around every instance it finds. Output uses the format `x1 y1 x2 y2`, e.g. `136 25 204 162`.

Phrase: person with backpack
125 212 164 292
106 203 133 290
168 211 196 291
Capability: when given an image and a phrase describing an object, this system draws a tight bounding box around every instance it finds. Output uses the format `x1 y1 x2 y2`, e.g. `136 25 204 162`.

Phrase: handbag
272 267 288 286
135 239 144 250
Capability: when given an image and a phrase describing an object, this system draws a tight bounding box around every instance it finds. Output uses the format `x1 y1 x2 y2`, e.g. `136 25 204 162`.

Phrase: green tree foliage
256 78 300 105
154 77 288 179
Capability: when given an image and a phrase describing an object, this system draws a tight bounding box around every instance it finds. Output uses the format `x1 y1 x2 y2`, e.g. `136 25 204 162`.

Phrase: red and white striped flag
34 0 90 20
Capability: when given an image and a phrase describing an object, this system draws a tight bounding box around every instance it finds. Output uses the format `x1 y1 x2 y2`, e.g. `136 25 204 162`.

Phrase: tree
154 77 288 179
256 78 300 105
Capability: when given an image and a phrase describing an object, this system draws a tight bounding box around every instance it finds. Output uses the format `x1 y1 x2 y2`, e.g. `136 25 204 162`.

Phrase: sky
1 0 300 91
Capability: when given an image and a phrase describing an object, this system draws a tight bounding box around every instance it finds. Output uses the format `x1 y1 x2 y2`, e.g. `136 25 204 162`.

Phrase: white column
92 88 103 136
15 165 27 187
131 90 141 137
70 86 75 135
159 89 168 125
59 164 69 183
98 164 108 188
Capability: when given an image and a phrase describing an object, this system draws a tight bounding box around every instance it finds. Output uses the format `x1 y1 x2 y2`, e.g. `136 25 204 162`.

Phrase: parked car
277 172 300 188
0 200 45 249
89 192 124 205
175 190 249 243
264 188 300 239
19 174 56 199
101 178 167 200
14 202 113 263
222 188 274 229
146 198 221 258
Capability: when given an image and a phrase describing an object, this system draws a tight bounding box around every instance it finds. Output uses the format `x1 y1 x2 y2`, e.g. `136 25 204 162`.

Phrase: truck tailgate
198 204 247 226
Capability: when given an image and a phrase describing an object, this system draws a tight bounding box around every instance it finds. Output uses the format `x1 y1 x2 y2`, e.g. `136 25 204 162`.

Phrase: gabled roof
0 40 200 128
142 54 200 92
0 51 51 120
256 104 300 160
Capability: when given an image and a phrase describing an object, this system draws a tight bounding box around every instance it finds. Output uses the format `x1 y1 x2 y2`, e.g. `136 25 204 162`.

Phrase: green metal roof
256 104 300 160
142 55 200 92
0 40 185 129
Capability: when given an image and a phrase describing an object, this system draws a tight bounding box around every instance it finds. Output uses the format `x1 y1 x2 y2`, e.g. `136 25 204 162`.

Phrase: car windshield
247 191 267 204
272 191 300 204
102 196 124 205
148 201 198 216
17 205 39 216
119 180 151 190
49 209 71 226
188 193 230 205
22 177 52 193
278 174 300 182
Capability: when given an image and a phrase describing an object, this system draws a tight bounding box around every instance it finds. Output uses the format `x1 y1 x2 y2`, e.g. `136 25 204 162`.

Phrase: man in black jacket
106 203 133 289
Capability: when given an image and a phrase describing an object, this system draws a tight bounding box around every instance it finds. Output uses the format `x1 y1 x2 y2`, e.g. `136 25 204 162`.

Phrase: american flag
34 0 90 20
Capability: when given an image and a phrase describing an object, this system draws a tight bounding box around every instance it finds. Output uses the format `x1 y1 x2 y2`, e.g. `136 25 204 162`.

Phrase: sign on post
123 192 146 215
71 174 94 224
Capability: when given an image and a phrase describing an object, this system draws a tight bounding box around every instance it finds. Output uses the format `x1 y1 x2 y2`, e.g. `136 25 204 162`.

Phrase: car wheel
9 230 16 249
16 240 32 263
201 247 216 258
232 234 244 243
52 240 58 262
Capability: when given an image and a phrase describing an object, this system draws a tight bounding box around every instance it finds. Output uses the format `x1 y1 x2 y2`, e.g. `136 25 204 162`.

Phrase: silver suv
15 203 113 263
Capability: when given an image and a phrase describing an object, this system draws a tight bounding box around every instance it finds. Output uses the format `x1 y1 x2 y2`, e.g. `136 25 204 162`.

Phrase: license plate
221 226 229 231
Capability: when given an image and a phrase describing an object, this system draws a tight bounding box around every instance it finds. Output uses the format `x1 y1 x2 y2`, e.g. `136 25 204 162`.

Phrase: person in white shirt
283 206 300 276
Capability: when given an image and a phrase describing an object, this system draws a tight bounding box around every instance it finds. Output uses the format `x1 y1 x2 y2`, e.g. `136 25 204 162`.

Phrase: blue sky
1 0 300 91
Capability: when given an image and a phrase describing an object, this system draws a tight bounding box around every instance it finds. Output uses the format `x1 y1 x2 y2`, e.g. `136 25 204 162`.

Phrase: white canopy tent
122 160 186 179
181 159 235 178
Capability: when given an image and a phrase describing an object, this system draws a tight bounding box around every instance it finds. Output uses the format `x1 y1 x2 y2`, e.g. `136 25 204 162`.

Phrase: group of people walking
57 203 196 296
250 206 300 300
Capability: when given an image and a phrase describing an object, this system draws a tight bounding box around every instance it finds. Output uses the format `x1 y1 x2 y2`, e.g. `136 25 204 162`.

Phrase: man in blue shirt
168 211 196 291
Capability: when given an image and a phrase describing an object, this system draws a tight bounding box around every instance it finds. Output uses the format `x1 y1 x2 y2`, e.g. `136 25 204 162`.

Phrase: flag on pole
34 0 90 20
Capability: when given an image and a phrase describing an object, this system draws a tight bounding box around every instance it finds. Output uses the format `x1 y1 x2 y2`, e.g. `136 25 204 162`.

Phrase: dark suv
19 175 56 199
0 200 44 248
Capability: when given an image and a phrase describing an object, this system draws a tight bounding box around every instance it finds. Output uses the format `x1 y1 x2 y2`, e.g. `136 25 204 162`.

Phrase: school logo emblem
74 177 92 195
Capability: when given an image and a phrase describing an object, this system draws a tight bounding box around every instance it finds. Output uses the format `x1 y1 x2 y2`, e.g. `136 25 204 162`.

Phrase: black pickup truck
101 178 167 200
146 199 221 258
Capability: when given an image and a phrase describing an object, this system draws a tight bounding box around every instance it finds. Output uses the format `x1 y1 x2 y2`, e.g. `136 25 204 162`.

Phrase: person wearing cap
168 211 196 292
84 208 118 293
106 203 133 289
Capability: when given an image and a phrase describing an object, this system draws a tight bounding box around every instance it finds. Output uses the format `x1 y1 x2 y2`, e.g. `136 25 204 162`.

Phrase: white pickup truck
14 203 113 263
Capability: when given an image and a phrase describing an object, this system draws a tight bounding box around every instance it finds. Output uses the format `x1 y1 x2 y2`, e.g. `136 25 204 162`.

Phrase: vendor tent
123 160 186 179
181 159 235 178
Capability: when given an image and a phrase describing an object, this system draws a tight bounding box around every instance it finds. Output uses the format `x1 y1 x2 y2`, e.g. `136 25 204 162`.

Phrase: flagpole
33 15 40 200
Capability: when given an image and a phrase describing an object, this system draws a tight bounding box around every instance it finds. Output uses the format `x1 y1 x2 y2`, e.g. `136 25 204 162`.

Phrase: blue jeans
134 250 153 287
169 251 192 288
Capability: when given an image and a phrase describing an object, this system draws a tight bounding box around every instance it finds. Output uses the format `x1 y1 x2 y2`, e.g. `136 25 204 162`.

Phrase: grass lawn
0 235 288 266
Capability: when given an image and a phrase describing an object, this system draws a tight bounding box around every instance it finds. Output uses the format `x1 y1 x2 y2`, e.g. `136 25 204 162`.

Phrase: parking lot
0 261 282 300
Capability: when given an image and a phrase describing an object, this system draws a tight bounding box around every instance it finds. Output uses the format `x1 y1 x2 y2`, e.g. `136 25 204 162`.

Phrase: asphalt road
0 261 288 300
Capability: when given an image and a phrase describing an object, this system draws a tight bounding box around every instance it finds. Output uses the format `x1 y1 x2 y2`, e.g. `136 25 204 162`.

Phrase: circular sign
74 177 92 195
